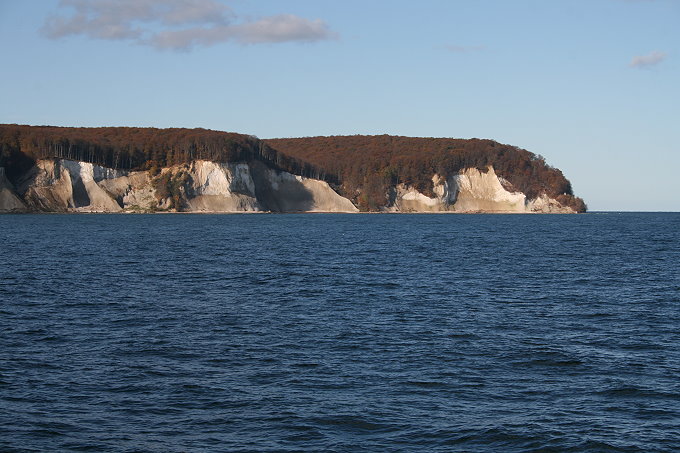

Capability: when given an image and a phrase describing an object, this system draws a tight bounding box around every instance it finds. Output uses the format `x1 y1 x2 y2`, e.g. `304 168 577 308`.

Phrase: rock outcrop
0 125 586 213
10 159 358 213
2 159 576 213
0 167 26 212
18 160 124 212
387 167 574 213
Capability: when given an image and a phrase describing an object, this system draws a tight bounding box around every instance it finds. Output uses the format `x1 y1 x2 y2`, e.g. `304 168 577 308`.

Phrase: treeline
0 125 586 212
266 135 586 212
0 124 329 184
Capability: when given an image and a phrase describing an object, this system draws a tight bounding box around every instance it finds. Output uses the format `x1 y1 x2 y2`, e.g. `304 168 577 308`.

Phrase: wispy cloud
443 44 486 53
629 50 667 68
42 0 336 50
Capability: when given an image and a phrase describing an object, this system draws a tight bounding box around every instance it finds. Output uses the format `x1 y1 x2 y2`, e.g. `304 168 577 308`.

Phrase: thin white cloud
231 14 334 45
42 0 336 50
629 50 667 68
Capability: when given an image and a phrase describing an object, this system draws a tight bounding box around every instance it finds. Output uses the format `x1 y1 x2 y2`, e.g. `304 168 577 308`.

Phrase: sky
0 0 678 211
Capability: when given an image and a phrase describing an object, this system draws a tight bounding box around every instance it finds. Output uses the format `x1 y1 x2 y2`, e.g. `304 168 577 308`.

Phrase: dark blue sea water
1 213 679 452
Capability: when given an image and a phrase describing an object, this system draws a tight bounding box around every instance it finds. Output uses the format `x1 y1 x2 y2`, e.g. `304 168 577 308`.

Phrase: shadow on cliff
250 161 314 212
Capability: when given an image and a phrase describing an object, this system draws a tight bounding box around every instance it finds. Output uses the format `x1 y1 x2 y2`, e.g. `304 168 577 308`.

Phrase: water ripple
1 212 679 452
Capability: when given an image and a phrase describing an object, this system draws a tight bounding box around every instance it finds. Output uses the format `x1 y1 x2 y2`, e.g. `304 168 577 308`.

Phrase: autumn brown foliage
0 124 325 184
0 125 586 212
266 135 586 212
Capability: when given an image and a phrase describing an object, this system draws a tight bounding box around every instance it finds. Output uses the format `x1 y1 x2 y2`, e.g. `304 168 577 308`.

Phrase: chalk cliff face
0 168 26 212
2 159 574 213
1 126 586 213
387 167 575 213
8 159 358 213
18 160 124 212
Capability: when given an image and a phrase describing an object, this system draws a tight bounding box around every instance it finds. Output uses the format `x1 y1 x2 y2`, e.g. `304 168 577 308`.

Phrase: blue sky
1 0 678 210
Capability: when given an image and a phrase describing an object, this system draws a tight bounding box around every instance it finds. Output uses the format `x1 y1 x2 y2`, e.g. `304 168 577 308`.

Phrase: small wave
571 439 646 452
447 332 479 339
291 362 320 368
60 443 102 452
282 429 325 442
30 429 66 438
107 383 156 393
583 312 613 318
619 342 665 351
437 426 545 449
512 352 585 368
527 358 584 367
596 386 680 400
36 335 67 343
405 380 449 388
368 282 401 289
312 415 395 433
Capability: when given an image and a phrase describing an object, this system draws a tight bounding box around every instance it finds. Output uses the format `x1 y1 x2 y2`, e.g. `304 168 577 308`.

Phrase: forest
0 124 327 185
0 125 586 212
266 135 586 212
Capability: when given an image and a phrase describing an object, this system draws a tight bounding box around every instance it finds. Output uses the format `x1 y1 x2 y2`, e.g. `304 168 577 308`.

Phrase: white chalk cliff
0 168 26 212
387 167 575 213
3 159 574 213
10 159 358 213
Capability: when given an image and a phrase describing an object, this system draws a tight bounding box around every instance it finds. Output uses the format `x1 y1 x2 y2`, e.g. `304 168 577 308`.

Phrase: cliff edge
10 159 357 213
266 135 587 212
0 167 26 212
0 125 585 213
2 158 575 213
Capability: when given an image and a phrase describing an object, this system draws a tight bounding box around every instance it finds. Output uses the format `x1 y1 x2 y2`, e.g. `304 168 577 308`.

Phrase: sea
1 213 679 452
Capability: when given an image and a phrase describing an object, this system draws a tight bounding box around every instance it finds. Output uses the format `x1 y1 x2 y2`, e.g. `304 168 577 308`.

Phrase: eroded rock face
19 160 75 211
98 172 156 211
184 161 261 212
251 164 358 213
386 167 575 213
4 159 576 213
181 160 357 212
18 160 123 212
0 168 26 212
11 159 358 213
